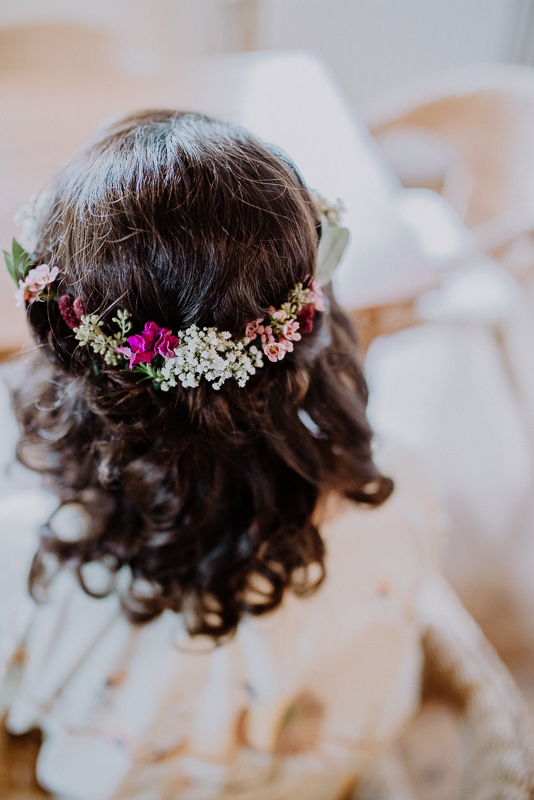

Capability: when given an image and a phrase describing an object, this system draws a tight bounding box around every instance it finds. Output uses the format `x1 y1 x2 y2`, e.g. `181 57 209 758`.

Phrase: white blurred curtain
2 0 534 96
255 0 534 106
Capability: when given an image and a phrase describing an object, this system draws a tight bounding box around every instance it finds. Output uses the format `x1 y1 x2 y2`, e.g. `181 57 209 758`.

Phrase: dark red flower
73 296 85 320
59 295 86 329
296 304 316 334
58 295 79 329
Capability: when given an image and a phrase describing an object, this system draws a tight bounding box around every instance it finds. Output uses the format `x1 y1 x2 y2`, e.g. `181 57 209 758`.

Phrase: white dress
0 439 448 800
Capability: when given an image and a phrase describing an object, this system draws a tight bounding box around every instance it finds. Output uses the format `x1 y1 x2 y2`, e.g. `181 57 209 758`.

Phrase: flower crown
5 193 348 391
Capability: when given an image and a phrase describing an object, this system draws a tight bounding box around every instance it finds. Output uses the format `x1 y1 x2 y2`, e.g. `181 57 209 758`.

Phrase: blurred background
1 0 534 343
2 2 534 797
2 0 534 100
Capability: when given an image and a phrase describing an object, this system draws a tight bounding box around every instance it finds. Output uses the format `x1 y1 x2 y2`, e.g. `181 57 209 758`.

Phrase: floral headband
5 193 348 391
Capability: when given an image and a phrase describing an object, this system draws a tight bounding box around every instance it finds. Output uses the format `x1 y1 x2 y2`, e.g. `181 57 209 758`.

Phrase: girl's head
15 110 392 638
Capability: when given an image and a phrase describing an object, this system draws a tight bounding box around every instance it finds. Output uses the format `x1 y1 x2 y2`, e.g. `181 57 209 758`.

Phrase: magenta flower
154 328 179 358
282 319 301 341
124 332 155 366
117 321 178 368
139 321 160 349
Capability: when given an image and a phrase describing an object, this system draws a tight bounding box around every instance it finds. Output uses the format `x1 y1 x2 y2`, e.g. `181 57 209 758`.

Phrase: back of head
14 110 392 638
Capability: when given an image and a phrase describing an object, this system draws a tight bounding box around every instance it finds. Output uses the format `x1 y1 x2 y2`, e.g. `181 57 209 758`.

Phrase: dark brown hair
14 110 392 638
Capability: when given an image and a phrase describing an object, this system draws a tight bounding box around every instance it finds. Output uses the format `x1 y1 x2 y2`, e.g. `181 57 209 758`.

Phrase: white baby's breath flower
14 190 51 253
157 324 262 390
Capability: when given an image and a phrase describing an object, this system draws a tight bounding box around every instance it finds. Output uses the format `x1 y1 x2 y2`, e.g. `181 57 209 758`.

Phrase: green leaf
3 247 15 286
12 238 32 282
3 238 32 287
316 217 350 287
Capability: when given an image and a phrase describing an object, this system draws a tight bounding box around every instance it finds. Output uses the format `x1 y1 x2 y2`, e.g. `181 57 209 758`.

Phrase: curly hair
13 110 393 639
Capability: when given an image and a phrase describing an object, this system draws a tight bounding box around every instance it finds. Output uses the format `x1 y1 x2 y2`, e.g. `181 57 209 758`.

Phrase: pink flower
278 337 294 353
261 332 275 345
15 264 60 305
307 280 326 312
116 345 134 362
258 324 273 337
25 264 59 293
263 341 288 362
14 285 28 307
245 318 263 340
15 280 40 306
296 304 316 334
282 319 301 341
271 309 288 321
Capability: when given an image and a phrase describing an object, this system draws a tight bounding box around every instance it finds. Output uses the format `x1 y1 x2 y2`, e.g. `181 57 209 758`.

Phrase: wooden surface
1 698 531 799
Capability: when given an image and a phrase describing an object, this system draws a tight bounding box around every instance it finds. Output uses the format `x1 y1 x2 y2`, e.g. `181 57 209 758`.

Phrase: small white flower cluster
311 190 346 226
14 191 51 254
74 309 132 366
159 326 264 391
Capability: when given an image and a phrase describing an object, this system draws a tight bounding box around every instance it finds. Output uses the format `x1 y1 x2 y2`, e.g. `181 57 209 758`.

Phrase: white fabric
366 322 534 546
0 443 443 800
364 311 534 656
